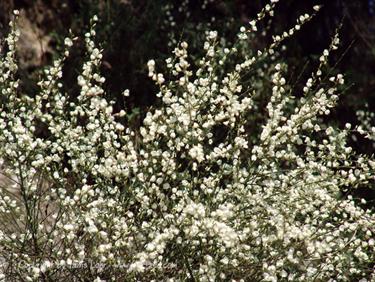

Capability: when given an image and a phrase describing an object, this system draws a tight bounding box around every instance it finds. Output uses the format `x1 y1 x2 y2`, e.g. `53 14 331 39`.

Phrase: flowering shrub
1 2 375 281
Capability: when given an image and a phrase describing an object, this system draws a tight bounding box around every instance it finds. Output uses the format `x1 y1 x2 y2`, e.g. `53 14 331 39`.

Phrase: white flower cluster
356 103 375 145
0 3 375 281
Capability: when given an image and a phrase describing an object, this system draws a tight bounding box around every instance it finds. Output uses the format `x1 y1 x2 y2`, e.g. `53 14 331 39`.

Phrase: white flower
64 37 73 47
189 144 205 163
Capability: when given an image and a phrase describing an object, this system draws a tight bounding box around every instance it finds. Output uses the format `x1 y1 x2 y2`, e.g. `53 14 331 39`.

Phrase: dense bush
0 2 375 281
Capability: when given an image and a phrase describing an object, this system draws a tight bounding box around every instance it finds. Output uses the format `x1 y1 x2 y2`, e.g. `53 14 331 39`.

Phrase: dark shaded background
1 0 374 109
0 0 374 200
